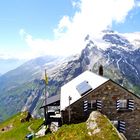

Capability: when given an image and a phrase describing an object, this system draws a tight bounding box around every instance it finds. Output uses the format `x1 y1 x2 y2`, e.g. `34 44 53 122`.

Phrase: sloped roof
60 70 109 111
40 94 60 108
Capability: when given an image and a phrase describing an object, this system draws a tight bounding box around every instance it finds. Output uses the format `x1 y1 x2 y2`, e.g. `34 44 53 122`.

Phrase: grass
0 112 43 140
35 123 90 140
0 111 122 140
36 112 122 140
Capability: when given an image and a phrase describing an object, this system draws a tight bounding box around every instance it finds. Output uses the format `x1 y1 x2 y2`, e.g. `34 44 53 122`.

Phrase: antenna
68 96 72 124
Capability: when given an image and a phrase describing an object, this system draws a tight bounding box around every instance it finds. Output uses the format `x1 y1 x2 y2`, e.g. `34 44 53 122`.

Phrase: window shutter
128 99 134 111
118 121 126 133
96 100 102 111
83 100 88 112
116 100 120 110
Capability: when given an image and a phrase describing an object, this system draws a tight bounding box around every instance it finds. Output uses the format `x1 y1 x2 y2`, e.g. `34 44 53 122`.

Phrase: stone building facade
61 80 140 140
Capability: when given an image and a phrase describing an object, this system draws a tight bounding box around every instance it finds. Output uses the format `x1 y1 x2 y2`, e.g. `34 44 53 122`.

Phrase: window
83 100 102 113
111 120 126 133
111 120 119 128
91 100 97 110
76 81 92 96
119 100 127 109
116 99 134 111
90 100 102 111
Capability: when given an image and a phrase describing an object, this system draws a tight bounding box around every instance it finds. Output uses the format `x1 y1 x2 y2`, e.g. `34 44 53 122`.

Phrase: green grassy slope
37 112 122 140
0 112 43 140
0 111 122 140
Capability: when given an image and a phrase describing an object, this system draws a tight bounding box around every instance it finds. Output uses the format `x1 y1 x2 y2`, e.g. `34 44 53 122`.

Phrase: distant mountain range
0 58 25 75
0 30 140 121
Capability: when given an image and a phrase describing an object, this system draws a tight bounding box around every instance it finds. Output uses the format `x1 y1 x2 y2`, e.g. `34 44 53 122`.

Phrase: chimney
99 65 103 76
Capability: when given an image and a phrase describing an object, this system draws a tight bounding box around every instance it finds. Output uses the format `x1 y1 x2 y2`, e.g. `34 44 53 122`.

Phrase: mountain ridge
0 30 140 121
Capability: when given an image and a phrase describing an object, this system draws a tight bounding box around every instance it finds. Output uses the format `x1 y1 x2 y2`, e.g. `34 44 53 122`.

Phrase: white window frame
116 99 134 111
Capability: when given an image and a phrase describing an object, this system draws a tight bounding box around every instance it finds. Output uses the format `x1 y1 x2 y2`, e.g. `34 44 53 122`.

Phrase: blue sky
0 0 75 39
112 5 140 33
0 0 140 61
0 0 76 58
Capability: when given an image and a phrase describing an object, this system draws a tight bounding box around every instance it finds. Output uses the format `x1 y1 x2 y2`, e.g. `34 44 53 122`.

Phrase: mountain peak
102 29 115 34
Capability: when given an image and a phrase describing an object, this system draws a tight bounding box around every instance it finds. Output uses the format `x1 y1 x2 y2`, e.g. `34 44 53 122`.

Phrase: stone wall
61 80 140 140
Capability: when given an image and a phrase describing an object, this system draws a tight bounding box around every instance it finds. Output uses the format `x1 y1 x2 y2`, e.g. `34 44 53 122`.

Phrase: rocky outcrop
86 111 125 140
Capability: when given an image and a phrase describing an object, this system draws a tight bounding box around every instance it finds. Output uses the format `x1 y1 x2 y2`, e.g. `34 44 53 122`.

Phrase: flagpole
44 69 48 125
45 69 47 107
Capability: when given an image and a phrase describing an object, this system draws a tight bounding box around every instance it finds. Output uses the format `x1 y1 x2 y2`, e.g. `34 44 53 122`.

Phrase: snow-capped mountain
123 32 140 49
0 30 140 121
83 30 140 87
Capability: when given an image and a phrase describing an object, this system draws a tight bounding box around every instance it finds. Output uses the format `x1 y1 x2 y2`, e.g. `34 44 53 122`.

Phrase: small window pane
91 100 97 110
119 100 127 108
111 120 118 128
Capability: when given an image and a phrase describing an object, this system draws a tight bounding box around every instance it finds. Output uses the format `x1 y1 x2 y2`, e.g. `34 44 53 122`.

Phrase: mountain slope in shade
0 55 83 121
0 30 140 121
0 55 65 120
0 58 25 75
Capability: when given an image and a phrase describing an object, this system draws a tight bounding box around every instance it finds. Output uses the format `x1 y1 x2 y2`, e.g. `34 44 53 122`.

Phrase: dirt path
28 124 34 133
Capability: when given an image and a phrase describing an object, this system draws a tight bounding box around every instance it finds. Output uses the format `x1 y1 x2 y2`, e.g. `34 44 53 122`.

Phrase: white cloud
53 16 71 38
20 0 136 59
72 0 81 9
19 29 26 38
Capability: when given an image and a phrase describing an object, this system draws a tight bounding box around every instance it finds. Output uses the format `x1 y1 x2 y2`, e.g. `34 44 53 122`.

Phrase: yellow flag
45 73 48 85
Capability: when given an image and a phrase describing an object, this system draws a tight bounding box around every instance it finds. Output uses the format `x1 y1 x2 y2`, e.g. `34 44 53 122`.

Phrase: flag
45 72 48 85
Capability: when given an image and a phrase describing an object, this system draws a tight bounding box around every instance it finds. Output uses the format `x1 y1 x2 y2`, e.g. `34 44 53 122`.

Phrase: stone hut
60 71 140 140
